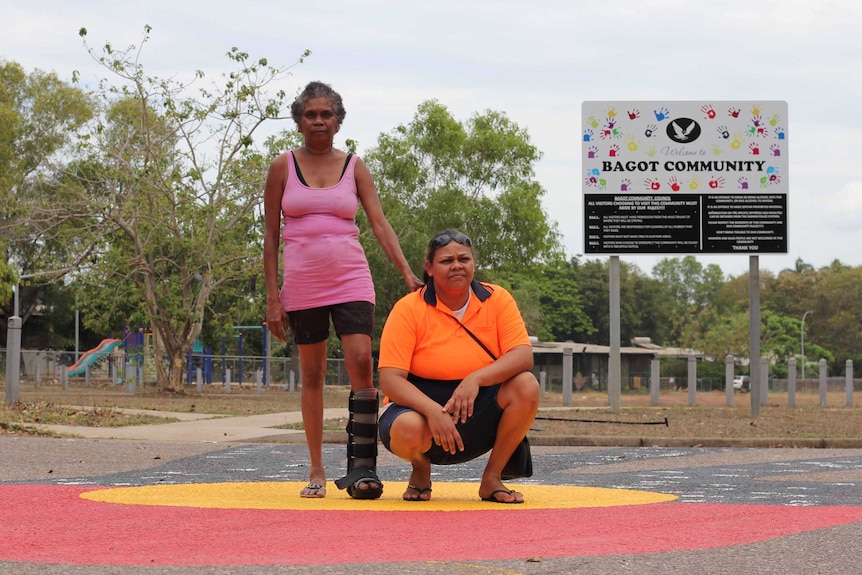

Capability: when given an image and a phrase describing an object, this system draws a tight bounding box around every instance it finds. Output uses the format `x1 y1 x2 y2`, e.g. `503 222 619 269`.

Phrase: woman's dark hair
422 229 473 283
290 81 347 126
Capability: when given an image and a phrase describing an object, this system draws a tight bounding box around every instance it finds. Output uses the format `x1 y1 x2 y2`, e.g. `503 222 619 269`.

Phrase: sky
2 0 861 278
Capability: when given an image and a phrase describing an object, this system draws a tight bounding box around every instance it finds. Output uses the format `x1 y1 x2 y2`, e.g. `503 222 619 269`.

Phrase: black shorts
378 375 503 465
287 301 374 345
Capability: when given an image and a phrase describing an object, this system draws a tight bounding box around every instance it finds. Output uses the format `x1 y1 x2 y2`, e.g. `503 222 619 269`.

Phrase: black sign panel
584 193 787 254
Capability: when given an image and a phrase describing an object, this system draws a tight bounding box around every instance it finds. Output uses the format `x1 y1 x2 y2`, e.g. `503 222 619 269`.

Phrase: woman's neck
301 145 334 157
436 287 470 312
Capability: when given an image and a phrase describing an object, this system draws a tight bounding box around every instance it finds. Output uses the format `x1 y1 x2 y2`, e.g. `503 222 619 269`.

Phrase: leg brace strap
335 388 381 493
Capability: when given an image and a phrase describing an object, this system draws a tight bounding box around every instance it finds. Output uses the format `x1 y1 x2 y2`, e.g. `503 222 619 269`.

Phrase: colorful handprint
709 177 726 189
644 178 662 191
701 104 716 119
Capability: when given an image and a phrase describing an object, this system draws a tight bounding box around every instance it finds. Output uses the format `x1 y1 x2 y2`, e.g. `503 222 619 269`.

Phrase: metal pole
650 358 660 406
237 332 243 388
819 358 827 408
801 310 813 380
725 355 734 406
5 316 22 405
687 354 697 406
749 256 761 417
75 309 80 364
608 256 621 413
562 346 573 406
263 321 270 386
787 358 796 407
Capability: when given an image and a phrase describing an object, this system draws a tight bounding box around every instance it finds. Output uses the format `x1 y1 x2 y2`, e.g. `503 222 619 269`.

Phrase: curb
529 435 862 449
247 431 862 449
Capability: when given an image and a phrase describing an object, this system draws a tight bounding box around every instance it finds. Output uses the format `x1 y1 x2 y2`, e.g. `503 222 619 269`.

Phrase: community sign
582 101 788 255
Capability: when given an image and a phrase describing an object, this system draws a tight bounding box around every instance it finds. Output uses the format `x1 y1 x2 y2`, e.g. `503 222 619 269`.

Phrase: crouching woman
377 229 539 504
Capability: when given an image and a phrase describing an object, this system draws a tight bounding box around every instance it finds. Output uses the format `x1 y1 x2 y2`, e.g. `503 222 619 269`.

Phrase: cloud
825 181 862 224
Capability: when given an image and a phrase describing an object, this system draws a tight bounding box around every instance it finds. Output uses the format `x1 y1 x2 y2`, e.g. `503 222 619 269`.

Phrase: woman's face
299 97 339 145
425 241 474 293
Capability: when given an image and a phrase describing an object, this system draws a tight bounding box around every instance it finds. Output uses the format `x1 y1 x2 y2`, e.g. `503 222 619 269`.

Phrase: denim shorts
378 375 503 465
287 301 374 345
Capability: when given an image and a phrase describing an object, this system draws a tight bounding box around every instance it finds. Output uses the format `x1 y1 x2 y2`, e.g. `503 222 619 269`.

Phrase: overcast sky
3 0 861 278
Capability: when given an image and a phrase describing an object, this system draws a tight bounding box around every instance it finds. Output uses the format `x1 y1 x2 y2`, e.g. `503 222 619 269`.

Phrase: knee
344 348 372 376
500 372 540 413
301 365 326 387
389 413 428 454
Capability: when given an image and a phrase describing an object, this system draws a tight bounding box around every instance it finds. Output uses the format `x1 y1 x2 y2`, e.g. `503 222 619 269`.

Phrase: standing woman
264 81 422 500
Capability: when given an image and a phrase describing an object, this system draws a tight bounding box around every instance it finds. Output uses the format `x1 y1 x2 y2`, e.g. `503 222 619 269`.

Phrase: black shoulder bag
452 317 533 480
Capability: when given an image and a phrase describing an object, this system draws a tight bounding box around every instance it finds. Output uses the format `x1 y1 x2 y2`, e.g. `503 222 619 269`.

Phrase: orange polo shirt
378 280 531 380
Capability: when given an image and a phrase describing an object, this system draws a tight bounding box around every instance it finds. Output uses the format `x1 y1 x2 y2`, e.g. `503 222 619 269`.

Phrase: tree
651 256 726 345
570 258 670 346
809 263 862 372
361 100 563 341
25 27 309 391
492 261 594 342
0 59 92 342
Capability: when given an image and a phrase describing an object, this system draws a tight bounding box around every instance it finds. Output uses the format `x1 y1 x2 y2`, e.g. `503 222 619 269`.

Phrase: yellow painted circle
82 482 677 511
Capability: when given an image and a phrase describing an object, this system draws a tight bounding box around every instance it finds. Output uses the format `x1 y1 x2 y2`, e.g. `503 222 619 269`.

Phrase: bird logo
666 118 702 144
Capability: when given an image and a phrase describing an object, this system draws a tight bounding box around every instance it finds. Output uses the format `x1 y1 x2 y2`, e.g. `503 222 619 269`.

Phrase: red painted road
3 484 862 566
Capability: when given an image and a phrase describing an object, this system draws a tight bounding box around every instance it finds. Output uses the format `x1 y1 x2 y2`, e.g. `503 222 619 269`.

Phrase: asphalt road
2 436 861 574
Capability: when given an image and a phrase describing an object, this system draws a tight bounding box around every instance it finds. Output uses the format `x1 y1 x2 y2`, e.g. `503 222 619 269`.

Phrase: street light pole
801 310 813 379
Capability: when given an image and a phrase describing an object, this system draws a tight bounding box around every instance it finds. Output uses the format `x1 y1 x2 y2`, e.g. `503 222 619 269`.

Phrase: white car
733 375 750 391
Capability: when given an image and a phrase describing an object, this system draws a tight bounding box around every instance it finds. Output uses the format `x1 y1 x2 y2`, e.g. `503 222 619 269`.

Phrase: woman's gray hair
290 81 347 126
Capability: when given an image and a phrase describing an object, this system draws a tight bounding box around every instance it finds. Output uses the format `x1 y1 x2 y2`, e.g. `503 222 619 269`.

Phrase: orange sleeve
493 286 531 354
377 292 419 371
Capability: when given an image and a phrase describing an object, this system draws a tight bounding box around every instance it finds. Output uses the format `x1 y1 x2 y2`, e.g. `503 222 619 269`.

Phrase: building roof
529 337 706 359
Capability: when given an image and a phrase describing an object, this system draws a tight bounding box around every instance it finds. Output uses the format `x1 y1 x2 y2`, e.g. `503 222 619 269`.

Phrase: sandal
334 466 384 500
403 483 432 502
481 488 524 504
300 482 326 498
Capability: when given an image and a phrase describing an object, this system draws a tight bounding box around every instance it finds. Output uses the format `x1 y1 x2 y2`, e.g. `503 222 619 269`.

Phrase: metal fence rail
0 349 350 389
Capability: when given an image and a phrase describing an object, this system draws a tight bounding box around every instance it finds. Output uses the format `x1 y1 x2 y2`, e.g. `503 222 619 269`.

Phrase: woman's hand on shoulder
404 273 423 292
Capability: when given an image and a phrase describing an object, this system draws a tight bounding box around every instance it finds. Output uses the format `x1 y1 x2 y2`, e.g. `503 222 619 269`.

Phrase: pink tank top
279 151 375 311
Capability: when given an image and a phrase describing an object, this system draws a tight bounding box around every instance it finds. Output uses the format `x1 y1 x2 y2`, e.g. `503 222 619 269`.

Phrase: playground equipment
228 324 269 387
66 338 123 377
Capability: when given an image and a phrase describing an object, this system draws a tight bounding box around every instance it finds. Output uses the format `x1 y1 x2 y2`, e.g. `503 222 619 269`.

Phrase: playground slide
66 338 123 377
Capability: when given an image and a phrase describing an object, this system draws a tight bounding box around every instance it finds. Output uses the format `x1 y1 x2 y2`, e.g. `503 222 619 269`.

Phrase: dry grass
532 389 862 443
1 381 860 443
